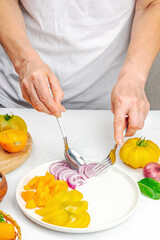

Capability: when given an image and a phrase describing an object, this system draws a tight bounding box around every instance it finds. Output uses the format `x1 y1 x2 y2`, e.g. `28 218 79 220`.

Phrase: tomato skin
0 114 27 133
0 129 28 153
119 138 160 168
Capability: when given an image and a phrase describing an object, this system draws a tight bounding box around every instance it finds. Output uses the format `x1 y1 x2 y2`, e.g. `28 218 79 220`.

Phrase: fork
92 125 128 176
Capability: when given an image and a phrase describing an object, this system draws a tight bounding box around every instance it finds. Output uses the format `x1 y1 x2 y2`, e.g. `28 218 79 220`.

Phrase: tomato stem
0 213 5 223
136 137 149 147
3 114 14 121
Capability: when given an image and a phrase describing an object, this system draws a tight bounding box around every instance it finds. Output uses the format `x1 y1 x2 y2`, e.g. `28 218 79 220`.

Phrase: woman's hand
19 58 65 116
111 71 150 145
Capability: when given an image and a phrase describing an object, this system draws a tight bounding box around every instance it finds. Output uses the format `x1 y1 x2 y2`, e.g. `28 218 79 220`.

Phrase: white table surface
0 109 160 240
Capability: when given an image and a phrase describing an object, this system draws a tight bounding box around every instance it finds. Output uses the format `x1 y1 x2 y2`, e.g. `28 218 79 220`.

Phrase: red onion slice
57 169 76 181
49 161 98 189
49 161 68 169
55 167 73 180
49 161 69 178
67 174 86 189
84 163 98 178
78 165 88 179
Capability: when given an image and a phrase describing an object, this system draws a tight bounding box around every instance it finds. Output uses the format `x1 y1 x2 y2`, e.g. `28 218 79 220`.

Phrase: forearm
0 0 40 74
120 0 160 86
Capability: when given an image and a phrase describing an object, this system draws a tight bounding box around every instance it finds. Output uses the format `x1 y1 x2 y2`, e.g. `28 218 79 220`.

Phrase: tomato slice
42 209 69 226
64 201 88 215
35 203 62 217
46 191 71 206
9 116 27 133
64 212 90 228
65 190 83 203
0 114 27 133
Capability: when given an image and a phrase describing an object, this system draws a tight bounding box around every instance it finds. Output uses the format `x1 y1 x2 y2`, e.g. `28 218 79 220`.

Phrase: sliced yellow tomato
35 203 62 217
46 191 71 206
64 201 88 215
42 209 69 226
65 190 83 203
0 114 27 133
64 212 90 228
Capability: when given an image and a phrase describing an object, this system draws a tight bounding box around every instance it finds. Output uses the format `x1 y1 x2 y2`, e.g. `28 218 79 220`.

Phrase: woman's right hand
19 58 65 116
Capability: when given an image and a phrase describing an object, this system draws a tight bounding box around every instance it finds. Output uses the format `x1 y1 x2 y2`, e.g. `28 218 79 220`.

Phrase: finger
138 107 145 130
111 100 115 114
138 103 149 130
20 81 32 105
114 105 128 145
23 83 52 114
126 107 140 137
49 72 64 107
33 72 61 116
21 88 32 105
60 104 66 112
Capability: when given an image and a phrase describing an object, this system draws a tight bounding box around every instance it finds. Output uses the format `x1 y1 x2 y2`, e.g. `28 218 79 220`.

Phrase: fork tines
93 155 112 176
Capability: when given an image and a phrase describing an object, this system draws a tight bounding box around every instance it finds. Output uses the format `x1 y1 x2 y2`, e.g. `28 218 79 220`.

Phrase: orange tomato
0 129 27 153
0 223 15 239
21 191 35 202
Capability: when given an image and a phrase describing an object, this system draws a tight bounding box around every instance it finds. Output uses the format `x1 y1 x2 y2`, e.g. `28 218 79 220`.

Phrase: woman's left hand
111 72 150 145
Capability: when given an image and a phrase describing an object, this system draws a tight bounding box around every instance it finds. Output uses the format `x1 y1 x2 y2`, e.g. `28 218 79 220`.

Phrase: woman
0 0 159 144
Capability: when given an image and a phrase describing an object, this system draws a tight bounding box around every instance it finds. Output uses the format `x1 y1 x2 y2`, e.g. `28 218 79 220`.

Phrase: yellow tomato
119 137 160 168
35 203 62 217
64 212 90 228
46 191 71 206
65 190 83 203
0 114 27 133
64 201 88 215
0 129 28 153
42 209 70 226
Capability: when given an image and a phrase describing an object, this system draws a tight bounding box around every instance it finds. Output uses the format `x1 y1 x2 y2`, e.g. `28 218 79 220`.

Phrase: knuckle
50 108 56 115
34 102 43 112
115 96 126 106
31 71 41 82
39 92 49 102
131 97 138 106
31 72 37 81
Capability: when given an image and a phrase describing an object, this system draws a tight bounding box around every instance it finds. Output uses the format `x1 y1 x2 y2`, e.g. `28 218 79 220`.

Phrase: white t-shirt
0 0 135 109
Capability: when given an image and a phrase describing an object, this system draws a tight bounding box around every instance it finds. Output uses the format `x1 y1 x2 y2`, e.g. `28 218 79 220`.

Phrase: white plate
16 161 140 233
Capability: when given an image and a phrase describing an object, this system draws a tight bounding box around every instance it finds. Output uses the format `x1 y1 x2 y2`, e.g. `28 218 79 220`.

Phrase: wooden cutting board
0 132 32 174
